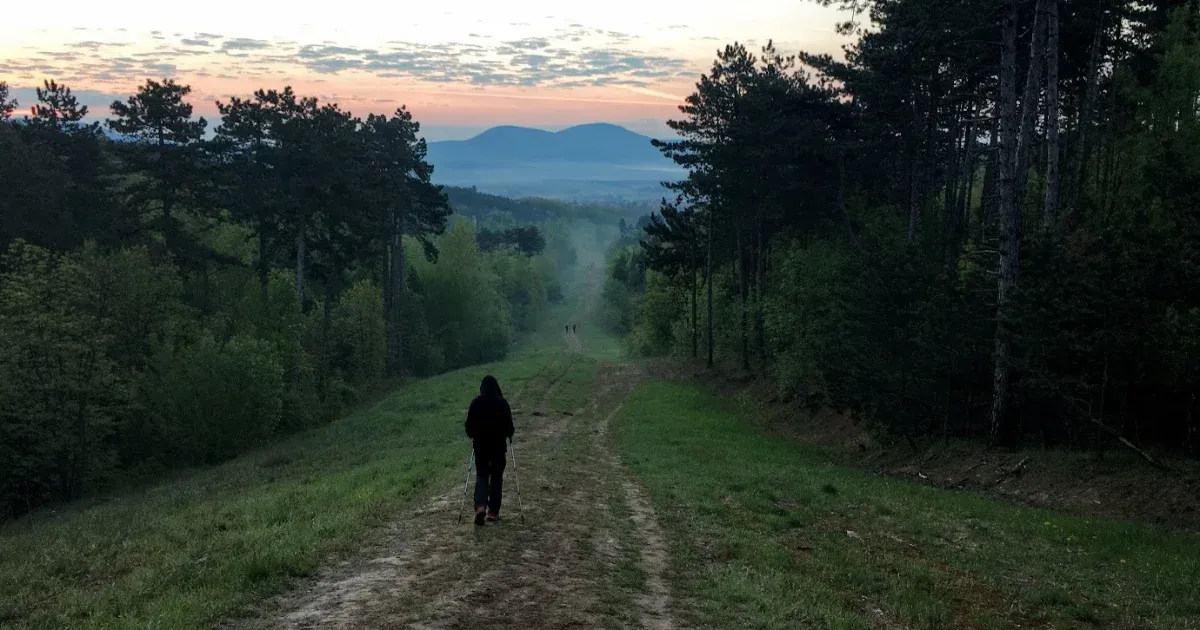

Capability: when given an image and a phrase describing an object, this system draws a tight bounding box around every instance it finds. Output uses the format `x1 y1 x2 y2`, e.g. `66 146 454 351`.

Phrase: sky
0 0 851 141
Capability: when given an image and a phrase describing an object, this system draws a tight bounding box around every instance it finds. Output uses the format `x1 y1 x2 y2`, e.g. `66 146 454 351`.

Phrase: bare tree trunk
258 228 270 304
737 224 749 371
382 219 393 340
981 120 1001 236
907 99 921 243
1043 0 1061 231
706 206 714 369
944 105 965 261
295 229 306 310
963 138 980 232
755 212 766 368
945 106 964 225
990 0 1022 447
957 110 979 238
1015 0 1048 198
691 233 698 359
837 151 860 249
388 206 407 376
1067 0 1106 216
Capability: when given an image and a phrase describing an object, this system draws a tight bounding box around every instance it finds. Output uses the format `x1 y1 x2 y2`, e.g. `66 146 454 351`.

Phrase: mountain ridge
426 122 669 166
422 122 682 203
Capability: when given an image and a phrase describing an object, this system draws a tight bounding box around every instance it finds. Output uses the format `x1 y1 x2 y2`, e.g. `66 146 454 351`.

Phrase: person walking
465 375 514 525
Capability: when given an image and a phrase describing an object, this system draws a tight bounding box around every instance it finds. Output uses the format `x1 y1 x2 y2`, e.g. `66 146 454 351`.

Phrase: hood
480 375 503 398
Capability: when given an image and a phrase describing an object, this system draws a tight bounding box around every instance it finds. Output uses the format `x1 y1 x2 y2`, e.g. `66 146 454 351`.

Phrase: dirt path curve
236 356 680 630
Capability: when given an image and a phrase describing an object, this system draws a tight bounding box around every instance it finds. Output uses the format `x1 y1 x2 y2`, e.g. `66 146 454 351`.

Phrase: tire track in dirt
592 365 680 630
234 354 680 630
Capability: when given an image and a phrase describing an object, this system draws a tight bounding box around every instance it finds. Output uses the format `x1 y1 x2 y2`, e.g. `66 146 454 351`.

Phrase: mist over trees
0 79 580 519
604 0 1200 457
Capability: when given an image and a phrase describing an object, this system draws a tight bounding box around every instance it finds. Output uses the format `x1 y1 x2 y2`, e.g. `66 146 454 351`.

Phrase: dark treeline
445 185 647 224
0 79 570 518
604 0 1200 457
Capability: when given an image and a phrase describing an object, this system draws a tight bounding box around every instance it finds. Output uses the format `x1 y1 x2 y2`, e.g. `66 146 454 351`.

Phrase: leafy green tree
0 241 123 513
413 221 510 368
477 226 546 256
329 280 387 388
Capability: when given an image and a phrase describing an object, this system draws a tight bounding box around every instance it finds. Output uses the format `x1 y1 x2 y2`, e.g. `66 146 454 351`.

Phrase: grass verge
612 381 1200 630
0 352 554 629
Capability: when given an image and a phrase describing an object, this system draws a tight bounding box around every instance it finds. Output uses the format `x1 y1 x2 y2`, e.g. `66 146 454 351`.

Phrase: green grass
612 381 1200 630
0 352 554 629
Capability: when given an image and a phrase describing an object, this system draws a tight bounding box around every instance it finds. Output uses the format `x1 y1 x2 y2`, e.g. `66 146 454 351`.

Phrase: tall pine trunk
957 109 979 241
944 106 965 261
691 232 698 359
382 216 393 342
295 228 306 310
737 224 749 371
258 227 270 303
1068 2 1105 215
838 151 859 248
991 0 1022 447
706 206 714 369
755 212 766 368
1015 0 1048 199
1044 0 1061 231
907 100 921 243
387 206 407 376
981 120 1001 234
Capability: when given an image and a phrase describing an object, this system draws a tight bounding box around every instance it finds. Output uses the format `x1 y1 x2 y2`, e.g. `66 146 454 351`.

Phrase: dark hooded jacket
465 375 514 453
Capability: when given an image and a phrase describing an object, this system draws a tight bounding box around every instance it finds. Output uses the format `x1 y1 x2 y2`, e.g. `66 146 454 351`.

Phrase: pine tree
27 80 95 134
108 79 208 261
0 82 15 121
362 107 449 375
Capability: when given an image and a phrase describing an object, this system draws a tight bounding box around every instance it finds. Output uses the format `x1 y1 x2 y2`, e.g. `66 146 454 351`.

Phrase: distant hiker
465 375 514 525
565 324 570 334
572 324 577 334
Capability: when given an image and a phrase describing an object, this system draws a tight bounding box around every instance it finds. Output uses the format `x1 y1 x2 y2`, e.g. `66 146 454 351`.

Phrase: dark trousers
474 447 507 514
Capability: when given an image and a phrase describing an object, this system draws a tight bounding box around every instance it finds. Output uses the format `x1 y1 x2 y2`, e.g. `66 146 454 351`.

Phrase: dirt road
236 354 678 630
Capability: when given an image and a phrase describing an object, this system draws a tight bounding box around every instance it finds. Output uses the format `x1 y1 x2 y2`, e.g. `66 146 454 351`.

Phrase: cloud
67 41 125 50
505 37 551 50
11 24 691 98
221 38 271 52
42 51 82 61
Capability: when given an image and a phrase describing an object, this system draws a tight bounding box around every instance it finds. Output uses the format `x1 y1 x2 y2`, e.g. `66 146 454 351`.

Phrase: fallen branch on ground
1062 395 1178 474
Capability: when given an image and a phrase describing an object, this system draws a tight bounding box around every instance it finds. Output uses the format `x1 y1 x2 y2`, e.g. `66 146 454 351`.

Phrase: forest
602 0 1200 458
0 80 594 519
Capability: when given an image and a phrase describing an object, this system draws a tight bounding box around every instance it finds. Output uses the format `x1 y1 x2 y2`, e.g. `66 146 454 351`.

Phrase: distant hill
426 123 683 203
427 123 667 166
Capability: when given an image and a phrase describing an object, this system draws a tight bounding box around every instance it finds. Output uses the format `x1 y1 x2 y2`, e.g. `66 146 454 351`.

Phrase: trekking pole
509 438 525 522
456 450 474 524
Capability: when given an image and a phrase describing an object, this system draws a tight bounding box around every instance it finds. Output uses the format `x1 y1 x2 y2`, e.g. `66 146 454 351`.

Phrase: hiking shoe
487 512 500 523
474 507 487 526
